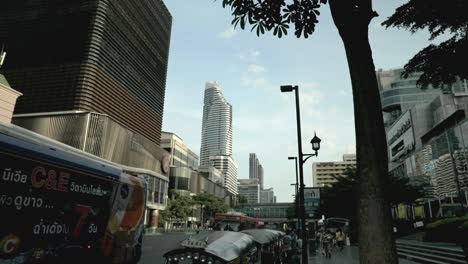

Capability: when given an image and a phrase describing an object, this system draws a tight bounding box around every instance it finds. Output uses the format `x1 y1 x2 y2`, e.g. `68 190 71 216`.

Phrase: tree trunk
328 1 398 263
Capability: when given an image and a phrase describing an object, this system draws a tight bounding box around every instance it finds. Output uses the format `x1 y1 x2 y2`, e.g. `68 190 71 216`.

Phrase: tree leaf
251 23 259 32
273 25 279 35
240 16 245 29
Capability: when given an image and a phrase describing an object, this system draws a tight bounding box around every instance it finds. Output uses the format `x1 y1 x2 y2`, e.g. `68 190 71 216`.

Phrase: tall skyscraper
258 164 264 190
0 0 172 145
200 81 237 195
249 153 264 189
249 153 258 179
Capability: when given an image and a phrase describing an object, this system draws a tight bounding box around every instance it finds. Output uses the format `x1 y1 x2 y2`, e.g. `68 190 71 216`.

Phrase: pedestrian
316 229 324 255
322 230 334 258
296 235 303 254
336 229 345 251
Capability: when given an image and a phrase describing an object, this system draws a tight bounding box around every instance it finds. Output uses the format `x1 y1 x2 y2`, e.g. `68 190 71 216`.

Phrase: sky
162 1 434 202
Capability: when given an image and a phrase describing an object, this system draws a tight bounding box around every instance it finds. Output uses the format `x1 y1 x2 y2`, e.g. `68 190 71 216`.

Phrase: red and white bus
214 213 258 231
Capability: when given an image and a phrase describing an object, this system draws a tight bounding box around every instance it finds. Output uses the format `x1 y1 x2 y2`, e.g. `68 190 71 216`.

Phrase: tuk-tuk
240 229 286 264
163 231 257 264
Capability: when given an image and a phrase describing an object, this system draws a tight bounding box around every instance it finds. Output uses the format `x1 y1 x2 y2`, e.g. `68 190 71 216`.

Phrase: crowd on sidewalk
274 227 348 263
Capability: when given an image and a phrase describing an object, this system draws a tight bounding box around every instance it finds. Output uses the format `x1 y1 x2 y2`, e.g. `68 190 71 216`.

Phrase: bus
213 213 258 231
0 123 146 264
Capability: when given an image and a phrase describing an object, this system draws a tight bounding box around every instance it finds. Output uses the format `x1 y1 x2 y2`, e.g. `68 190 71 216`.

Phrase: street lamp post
288 156 300 231
281 85 321 263
291 183 300 230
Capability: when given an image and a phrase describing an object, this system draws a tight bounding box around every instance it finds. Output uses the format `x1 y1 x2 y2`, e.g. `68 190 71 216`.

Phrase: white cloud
249 49 260 58
247 64 267 73
300 91 322 107
241 77 268 89
280 82 323 108
217 27 237 39
239 48 261 61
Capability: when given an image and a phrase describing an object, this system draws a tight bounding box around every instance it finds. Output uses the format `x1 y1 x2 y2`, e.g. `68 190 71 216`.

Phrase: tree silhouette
319 168 426 244
383 0 468 87
320 168 426 218
193 192 229 219
218 0 396 262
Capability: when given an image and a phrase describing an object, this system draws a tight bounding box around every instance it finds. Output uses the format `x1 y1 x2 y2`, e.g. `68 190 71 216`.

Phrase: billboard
304 187 320 218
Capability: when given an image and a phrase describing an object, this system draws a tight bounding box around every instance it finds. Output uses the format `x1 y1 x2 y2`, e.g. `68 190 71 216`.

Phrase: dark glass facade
0 0 172 145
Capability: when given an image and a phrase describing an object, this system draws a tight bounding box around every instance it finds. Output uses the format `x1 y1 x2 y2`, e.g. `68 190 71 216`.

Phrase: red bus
214 213 258 231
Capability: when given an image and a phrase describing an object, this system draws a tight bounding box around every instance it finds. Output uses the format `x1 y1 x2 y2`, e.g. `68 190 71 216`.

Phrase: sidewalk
306 246 418 263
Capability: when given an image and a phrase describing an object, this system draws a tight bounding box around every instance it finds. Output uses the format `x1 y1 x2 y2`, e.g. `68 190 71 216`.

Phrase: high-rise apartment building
209 155 238 195
200 82 237 195
312 154 356 187
200 82 233 165
249 153 264 189
0 0 172 146
238 178 260 204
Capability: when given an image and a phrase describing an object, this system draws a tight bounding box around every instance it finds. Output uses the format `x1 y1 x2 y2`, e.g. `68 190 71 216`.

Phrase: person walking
316 229 324 255
322 230 334 258
336 229 346 251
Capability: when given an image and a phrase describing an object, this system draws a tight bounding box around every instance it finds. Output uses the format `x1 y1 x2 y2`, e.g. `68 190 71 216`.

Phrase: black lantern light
310 132 321 154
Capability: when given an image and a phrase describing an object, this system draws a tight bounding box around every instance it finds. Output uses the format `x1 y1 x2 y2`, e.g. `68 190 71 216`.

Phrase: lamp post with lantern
281 85 321 263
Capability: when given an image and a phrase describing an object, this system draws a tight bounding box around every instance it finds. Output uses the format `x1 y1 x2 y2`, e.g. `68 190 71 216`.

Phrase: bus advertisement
0 125 146 264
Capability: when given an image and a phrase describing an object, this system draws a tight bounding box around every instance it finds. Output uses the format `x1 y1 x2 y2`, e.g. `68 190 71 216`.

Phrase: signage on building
304 187 320 218
388 111 415 160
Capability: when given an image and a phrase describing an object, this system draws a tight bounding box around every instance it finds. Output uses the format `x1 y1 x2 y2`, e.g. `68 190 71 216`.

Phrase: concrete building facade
312 154 356 187
161 131 199 170
210 155 238 195
260 188 275 203
0 73 21 124
238 178 260 204
377 68 468 201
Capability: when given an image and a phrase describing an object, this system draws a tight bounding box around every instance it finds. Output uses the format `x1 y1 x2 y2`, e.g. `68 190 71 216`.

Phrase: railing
144 227 209 234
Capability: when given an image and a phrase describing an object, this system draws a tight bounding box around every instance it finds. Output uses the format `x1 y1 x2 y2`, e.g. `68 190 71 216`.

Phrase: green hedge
426 216 468 229
425 216 468 244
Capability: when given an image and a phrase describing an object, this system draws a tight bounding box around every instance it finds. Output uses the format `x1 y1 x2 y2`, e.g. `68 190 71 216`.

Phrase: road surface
141 233 193 264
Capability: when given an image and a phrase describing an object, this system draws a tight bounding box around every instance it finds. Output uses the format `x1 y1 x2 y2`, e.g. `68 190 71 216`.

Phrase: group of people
257 229 302 264
316 228 346 258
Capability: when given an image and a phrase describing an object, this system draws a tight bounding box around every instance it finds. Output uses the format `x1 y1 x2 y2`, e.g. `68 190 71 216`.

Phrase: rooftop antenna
0 44 6 68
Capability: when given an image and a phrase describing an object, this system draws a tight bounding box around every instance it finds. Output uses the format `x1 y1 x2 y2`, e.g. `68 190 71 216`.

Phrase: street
141 233 194 264
140 233 420 264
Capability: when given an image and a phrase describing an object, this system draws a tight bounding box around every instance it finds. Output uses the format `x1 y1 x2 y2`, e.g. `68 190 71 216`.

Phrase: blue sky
162 1 433 202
